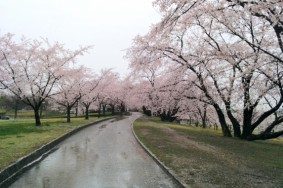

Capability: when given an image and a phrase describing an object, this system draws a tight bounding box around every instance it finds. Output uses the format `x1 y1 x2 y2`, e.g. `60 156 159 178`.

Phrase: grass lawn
0 116 108 170
133 116 283 188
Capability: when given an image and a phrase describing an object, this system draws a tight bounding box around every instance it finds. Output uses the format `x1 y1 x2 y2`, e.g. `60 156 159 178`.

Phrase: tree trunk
111 105 115 115
98 103 101 118
40 104 43 118
202 117 206 128
202 108 207 128
75 102 78 117
226 108 241 138
142 106 152 116
34 108 41 126
195 121 199 127
14 100 18 119
198 104 207 128
247 130 283 141
241 108 253 139
121 102 127 112
160 111 166 121
103 104 106 115
85 105 89 120
214 104 232 137
66 106 71 123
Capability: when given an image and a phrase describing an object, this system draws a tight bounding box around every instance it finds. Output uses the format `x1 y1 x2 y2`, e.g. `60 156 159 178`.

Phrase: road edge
131 121 188 188
0 117 115 188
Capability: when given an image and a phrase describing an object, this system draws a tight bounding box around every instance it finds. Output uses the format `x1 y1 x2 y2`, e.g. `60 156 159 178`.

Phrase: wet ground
9 113 178 188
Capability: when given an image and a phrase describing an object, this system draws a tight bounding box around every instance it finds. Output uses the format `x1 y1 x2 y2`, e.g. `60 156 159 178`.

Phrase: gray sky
0 0 160 76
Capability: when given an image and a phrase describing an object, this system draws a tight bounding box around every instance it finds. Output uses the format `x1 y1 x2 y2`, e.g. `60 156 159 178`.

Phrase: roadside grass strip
0 117 105 170
133 116 283 188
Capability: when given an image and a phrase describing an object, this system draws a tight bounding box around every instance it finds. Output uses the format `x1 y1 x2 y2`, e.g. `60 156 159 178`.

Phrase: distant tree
80 69 114 119
0 33 90 125
53 66 88 123
0 93 26 118
80 77 99 120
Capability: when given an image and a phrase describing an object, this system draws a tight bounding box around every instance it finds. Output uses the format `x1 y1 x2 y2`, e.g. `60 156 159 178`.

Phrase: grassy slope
134 116 283 188
0 117 104 170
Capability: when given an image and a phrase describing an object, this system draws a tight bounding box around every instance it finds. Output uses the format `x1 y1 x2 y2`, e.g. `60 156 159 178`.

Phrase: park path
9 113 178 188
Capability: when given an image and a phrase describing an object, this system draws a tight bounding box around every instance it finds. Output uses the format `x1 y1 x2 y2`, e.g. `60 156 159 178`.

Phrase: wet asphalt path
9 113 178 188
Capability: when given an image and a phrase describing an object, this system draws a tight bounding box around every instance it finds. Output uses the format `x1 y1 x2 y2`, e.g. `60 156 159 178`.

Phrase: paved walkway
10 113 178 188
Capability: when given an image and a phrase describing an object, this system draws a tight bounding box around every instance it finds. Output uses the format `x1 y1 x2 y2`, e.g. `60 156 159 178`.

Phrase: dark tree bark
66 106 71 123
14 99 18 119
85 105 90 120
33 107 41 126
197 103 207 128
142 106 152 116
201 111 207 129
103 104 106 115
120 102 126 112
40 104 43 118
111 104 115 115
98 103 101 118
213 104 232 137
160 108 179 122
247 130 283 141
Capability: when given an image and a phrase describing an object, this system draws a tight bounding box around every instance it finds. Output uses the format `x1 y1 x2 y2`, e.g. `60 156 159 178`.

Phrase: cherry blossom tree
126 79 152 115
53 66 89 123
127 0 283 140
225 0 283 63
0 33 90 126
92 70 120 116
80 72 101 120
128 58 184 121
80 69 115 119
105 79 126 115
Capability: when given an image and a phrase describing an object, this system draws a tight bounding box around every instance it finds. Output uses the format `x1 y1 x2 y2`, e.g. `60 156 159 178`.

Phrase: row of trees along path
1 0 283 141
0 35 128 125
126 0 283 141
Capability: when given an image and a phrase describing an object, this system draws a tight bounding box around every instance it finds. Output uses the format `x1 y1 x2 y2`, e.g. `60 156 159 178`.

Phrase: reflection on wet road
9 113 178 188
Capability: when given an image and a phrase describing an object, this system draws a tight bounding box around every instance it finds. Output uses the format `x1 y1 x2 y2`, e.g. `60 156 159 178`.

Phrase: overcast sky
0 0 160 76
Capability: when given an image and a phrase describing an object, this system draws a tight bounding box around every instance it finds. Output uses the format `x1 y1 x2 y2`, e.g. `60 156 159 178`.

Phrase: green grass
0 116 109 170
3 110 114 118
134 116 283 188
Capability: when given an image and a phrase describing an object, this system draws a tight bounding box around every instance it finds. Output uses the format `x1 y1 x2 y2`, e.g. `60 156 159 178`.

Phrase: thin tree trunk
202 116 206 128
103 104 106 116
14 100 18 119
98 103 101 118
67 107 71 123
111 105 115 115
214 104 232 137
40 104 43 118
85 105 89 120
241 108 253 139
34 108 41 126
75 102 78 117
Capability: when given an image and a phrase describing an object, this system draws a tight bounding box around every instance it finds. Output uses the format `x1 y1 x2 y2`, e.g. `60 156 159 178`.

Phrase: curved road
10 113 178 188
